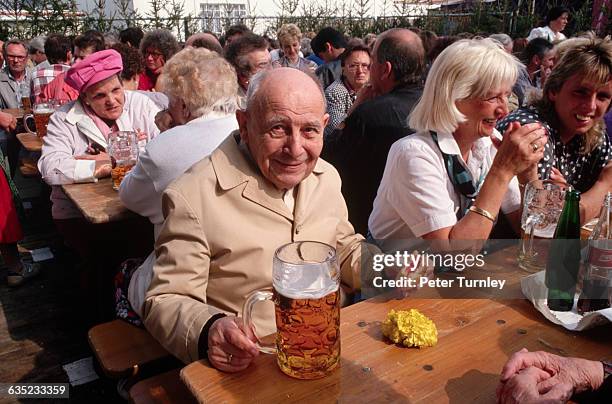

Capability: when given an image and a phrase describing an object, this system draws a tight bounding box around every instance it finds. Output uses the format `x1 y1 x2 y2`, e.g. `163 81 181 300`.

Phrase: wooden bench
88 320 172 379
16 132 43 152
129 369 196 404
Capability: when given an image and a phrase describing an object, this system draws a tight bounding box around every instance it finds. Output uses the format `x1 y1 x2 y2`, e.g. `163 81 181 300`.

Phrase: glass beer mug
24 102 56 137
243 241 341 380
518 179 566 273
107 131 138 190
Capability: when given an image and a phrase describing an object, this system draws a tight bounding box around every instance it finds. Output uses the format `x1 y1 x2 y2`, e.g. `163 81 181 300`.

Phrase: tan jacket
143 134 374 364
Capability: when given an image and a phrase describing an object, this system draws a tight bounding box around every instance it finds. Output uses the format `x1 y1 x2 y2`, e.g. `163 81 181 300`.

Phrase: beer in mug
244 241 341 379
24 103 56 137
107 131 138 190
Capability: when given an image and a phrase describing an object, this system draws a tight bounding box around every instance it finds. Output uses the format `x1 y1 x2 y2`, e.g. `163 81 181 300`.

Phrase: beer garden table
61 178 137 224
180 246 612 403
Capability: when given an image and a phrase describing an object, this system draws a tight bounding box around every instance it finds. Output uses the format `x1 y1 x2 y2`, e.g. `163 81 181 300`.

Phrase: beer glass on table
518 179 566 273
21 95 32 113
243 241 341 380
23 103 55 137
107 131 138 191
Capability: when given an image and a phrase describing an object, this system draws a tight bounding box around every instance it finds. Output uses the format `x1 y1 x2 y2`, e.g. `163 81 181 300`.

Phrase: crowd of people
1 5 611 402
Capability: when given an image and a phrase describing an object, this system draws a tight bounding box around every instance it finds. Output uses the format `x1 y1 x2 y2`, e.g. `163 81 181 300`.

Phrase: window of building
200 3 247 34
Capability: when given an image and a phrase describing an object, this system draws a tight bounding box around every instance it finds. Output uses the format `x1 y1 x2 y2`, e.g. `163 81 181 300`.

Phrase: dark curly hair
139 29 180 63
111 42 144 81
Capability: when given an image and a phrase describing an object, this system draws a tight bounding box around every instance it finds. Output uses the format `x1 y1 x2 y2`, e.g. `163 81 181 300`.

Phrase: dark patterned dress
497 106 612 193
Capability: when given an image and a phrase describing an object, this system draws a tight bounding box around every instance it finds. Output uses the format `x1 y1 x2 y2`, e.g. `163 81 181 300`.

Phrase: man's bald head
236 67 329 190
371 28 425 90
246 67 325 114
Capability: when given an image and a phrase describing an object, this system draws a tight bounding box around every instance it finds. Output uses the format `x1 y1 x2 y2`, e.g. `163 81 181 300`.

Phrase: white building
74 0 479 35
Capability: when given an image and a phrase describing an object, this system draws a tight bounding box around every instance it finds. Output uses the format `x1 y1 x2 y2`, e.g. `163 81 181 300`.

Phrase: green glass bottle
545 188 581 311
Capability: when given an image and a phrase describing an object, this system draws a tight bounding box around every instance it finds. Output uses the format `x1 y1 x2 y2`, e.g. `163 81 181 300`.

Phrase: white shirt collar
435 129 498 162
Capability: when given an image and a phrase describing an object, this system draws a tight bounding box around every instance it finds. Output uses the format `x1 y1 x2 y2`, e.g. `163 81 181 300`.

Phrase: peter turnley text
372 276 506 290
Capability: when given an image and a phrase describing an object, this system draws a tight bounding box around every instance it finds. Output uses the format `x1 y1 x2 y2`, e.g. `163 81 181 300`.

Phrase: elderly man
28 36 49 68
0 40 31 177
322 28 425 235
0 40 30 109
143 68 375 369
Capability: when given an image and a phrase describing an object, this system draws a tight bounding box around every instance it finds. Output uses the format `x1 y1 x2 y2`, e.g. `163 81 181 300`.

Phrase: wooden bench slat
88 320 170 379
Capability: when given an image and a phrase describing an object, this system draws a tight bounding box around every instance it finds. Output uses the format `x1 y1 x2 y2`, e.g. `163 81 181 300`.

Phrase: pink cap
65 49 123 93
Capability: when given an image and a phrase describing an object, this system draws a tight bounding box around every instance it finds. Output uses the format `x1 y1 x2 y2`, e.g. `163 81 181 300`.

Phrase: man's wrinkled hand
207 316 259 373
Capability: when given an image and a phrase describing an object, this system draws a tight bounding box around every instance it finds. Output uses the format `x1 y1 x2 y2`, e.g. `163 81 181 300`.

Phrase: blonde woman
497 36 612 223
273 23 317 72
369 39 546 242
117 48 239 323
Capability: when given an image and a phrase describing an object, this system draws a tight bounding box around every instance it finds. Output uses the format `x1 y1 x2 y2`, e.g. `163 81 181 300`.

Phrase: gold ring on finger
531 142 539 153
227 353 233 364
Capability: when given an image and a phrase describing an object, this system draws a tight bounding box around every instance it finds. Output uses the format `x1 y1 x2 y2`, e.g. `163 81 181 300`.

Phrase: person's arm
142 188 258 367
37 113 106 184
118 148 162 223
423 122 545 242
579 161 612 223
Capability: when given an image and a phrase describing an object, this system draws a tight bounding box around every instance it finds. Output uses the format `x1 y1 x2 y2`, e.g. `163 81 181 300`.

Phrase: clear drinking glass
107 131 138 191
23 102 56 137
243 241 341 379
518 179 567 273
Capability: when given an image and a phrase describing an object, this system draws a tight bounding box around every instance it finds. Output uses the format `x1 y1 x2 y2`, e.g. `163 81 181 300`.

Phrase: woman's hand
75 151 110 161
549 167 569 187
75 152 111 178
208 316 259 372
491 122 547 178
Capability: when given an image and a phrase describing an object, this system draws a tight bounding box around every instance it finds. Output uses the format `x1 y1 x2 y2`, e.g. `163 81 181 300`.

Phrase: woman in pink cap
37 49 160 263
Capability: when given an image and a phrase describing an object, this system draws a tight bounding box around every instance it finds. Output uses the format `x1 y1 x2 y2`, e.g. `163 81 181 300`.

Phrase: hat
66 49 123 93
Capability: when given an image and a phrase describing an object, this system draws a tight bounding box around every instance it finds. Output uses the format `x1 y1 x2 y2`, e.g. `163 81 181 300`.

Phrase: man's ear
322 113 330 128
533 55 541 67
236 109 249 144
325 42 333 54
383 61 393 80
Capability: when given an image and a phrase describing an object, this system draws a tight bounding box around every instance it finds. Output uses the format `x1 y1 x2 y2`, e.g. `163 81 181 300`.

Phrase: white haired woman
369 38 547 243
116 47 240 324
272 23 317 73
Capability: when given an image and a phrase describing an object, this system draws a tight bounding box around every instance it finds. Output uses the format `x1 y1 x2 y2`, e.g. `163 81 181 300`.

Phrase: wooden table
16 132 42 152
1 107 25 120
181 248 611 403
62 178 137 224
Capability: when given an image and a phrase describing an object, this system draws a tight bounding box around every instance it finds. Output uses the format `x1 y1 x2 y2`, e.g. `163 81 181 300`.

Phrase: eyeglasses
144 50 164 59
347 63 370 71
6 54 27 61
